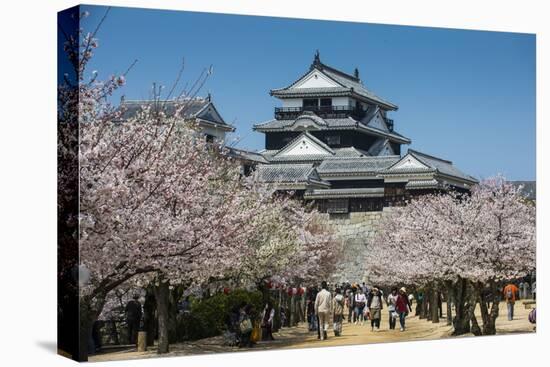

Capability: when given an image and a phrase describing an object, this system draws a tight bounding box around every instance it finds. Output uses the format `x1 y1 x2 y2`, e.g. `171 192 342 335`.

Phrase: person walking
315 281 332 340
346 288 355 323
261 301 275 341
395 287 412 331
532 281 536 300
387 287 399 330
332 288 345 336
125 294 142 345
367 287 383 331
503 282 520 321
354 288 367 325
306 298 316 331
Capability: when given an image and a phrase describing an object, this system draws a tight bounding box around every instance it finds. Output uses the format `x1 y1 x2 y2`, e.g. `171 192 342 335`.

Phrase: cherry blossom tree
364 178 535 335
59 9 340 359
230 191 341 287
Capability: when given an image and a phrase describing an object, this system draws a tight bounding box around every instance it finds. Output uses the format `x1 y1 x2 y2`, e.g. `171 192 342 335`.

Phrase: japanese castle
251 52 478 213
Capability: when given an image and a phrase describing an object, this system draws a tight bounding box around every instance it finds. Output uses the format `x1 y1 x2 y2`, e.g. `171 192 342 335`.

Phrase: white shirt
355 293 367 304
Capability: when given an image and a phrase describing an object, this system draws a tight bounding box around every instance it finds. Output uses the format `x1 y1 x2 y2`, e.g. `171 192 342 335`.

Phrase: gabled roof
120 97 235 131
270 54 398 110
364 107 390 132
408 150 478 184
383 149 478 185
273 131 335 159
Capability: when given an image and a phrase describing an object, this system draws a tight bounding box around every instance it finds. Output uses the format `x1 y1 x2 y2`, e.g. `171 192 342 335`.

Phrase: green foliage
183 289 264 340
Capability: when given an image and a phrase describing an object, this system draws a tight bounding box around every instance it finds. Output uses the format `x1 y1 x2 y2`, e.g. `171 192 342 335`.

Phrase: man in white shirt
315 281 332 340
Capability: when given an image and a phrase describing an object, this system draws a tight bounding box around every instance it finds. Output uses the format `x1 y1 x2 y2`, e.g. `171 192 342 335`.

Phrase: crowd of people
108 278 536 351
306 281 414 341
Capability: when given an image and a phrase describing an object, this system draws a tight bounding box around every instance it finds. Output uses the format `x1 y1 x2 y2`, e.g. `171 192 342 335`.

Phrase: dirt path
90 301 535 362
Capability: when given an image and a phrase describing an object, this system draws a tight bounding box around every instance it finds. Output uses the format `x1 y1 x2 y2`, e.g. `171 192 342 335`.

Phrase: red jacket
503 284 519 303
395 294 411 313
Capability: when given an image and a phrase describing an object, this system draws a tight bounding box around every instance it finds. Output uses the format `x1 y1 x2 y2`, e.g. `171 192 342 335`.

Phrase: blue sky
75 5 536 180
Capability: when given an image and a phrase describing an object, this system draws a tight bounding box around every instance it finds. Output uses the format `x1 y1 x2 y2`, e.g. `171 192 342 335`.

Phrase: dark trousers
348 306 354 323
507 302 515 321
399 312 407 329
389 312 397 329
239 332 252 347
371 318 380 328
261 325 274 341
127 319 140 344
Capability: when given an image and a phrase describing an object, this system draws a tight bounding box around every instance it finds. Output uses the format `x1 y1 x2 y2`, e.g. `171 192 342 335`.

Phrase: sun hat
400 287 407 293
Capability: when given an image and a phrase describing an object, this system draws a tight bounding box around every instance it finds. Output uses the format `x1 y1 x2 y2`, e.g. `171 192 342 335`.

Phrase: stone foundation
319 208 395 284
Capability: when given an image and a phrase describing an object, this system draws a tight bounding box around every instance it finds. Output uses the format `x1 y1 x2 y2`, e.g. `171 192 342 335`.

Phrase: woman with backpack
332 288 345 336
367 287 384 331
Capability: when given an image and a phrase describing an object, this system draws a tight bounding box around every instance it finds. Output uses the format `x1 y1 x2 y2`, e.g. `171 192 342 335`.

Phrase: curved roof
270 59 398 110
253 114 411 144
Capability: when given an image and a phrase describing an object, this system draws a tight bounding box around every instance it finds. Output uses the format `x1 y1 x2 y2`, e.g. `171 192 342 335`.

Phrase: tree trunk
445 281 453 326
290 294 296 327
452 278 471 335
487 281 500 334
421 289 429 319
167 288 179 343
154 280 170 354
470 313 482 336
431 287 440 323
465 282 481 336
478 280 499 335
285 293 293 327
273 289 281 332
78 300 93 362
425 286 432 321
143 288 157 346
78 294 105 362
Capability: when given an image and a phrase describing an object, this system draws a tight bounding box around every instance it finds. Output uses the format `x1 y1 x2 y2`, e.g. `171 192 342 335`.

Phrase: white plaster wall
201 125 226 142
332 96 351 107
282 99 303 108
294 70 339 88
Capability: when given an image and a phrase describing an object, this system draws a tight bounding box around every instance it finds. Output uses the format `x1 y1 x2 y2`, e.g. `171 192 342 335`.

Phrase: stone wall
318 208 395 284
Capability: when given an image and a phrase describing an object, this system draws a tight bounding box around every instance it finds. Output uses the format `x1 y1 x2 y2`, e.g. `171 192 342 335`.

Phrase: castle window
303 98 318 109
320 98 332 107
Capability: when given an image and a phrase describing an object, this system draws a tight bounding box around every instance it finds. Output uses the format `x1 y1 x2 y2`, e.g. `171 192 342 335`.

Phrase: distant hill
509 181 536 200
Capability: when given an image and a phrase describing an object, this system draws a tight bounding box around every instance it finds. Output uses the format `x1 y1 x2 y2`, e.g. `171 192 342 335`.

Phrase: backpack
505 289 513 300
239 317 253 334
528 308 536 324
